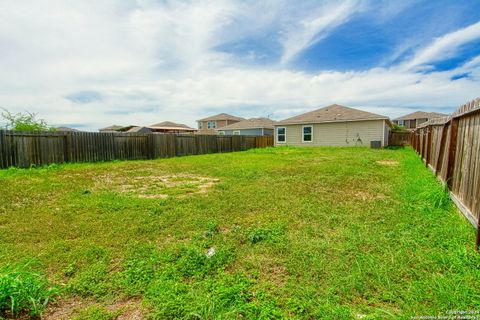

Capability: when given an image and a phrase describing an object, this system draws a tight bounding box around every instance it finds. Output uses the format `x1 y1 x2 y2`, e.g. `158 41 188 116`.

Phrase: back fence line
0 131 273 169
410 97 480 249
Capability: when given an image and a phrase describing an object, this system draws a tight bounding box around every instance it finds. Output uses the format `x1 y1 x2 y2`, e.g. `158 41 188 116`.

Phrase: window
302 125 313 142
198 122 203 129
207 121 217 129
276 127 286 143
233 130 240 135
218 131 225 135
398 120 404 126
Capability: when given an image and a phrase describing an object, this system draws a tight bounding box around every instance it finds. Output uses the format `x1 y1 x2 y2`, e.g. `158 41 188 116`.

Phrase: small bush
0 267 58 318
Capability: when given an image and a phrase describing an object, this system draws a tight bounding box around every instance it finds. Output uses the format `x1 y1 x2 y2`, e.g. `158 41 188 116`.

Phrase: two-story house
196 113 245 134
392 111 448 130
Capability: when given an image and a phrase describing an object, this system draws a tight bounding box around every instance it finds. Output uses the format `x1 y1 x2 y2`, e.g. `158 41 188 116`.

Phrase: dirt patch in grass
376 160 399 166
94 173 219 199
43 297 143 320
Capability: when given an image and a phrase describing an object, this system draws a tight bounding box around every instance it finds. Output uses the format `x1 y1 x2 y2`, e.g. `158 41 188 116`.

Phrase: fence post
425 126 432 168
64 132 72 163
446 118 459 189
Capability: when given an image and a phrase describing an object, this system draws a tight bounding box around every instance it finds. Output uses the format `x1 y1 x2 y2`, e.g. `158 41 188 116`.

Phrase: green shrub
0 267 58 318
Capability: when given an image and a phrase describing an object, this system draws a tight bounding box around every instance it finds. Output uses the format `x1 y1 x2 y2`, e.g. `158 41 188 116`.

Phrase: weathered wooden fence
389 131 413 146
411 97 480 248
0 131 273 169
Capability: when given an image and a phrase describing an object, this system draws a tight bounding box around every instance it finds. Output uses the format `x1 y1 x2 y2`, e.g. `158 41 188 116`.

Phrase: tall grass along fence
411 97 480 248
0 131 273 169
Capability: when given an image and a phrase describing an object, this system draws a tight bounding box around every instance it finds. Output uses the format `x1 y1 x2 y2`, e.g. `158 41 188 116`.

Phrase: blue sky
0 0 480 130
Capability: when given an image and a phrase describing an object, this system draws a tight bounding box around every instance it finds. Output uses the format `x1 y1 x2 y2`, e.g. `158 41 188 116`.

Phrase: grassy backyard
0 146 479 319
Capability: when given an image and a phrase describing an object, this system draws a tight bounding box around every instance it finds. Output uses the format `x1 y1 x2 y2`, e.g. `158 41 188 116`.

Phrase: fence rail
411 97 480 248
0 131 273 169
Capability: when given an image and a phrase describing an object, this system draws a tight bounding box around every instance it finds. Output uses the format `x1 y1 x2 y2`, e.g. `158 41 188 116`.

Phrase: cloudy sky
1 0 480 131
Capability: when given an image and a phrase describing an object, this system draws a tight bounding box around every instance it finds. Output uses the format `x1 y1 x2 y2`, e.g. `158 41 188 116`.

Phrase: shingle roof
56 127 79 132
99 125 124 131
276 104 388 125
220 118 277 130
394 111 449 121
148 121 196 130
197 113 245 122
126 126 152 133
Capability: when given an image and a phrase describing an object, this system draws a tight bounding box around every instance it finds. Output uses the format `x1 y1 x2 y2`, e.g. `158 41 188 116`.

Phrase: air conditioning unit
370 141 382 149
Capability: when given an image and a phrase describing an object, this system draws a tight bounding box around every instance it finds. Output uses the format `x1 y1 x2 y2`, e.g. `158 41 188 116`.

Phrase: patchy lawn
0 147 479 319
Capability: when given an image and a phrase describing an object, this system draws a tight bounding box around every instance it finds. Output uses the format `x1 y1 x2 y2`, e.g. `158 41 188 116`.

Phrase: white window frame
398 120 405 126
276 127 286 143
207 121 217 129
218 131 225 135
302 125 313 143
232 130 241 135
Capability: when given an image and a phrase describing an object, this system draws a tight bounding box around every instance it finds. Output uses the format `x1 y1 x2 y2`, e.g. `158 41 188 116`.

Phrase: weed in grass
0 266 58 318
247 224 286 245
72 305 120 320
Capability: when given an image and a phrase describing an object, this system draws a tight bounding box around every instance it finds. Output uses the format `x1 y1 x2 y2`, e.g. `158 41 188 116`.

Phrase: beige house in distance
196 113 245 134
392 111 448 130
274 104 391 148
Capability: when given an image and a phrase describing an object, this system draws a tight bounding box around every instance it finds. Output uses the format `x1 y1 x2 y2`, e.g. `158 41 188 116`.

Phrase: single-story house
274 104 391 147
126 126 153 134
217 118 276 136
56 127 80 132
196 113 245 134
392 111 448 130
99 125 137 132
148 121 196 134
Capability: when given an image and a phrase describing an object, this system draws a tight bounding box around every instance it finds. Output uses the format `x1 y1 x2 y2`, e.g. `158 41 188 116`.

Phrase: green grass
0 146 479 319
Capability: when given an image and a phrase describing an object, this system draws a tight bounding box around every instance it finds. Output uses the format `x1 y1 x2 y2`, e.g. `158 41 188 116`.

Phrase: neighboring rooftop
99 125 124 132
149 121 196 131
126 126 152 133
197 113 245 122
55 126 79 132
220 118 277 130
394 111 449 121
277 104 388 125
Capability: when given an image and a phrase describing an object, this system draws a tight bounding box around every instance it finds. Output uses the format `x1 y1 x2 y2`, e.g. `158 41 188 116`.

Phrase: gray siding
274 120 386 147
219 128 273 136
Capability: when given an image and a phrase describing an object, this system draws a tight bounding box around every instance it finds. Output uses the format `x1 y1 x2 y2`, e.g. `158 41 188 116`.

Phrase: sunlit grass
0 146 479 319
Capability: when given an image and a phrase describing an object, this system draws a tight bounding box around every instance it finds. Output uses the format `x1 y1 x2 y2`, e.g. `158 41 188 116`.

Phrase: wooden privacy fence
411 97 480 248
389 131 413 146
0 131 273 169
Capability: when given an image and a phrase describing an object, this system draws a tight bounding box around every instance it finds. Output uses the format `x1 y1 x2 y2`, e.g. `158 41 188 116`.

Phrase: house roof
220 118 277 130
197 113 245 122
99 125 124 131
56 126 79 132
276 104 389 125
148 121 196 131
126 126 151 133
394 111 449 121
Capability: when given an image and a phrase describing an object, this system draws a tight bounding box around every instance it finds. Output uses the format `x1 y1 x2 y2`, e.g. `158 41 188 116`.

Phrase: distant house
196 113 245 134
148 121 196 134
274 104 391 147
55 127 79 132
217 118 276 136
99 125 136 132
126 126 152 134
392 111 448 130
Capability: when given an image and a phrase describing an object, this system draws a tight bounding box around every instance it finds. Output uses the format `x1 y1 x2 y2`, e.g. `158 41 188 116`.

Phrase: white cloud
0 1 478 131
279 1 362 64
402 21 480 70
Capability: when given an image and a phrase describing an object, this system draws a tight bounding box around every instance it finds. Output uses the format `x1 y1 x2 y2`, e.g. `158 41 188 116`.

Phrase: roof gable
394 111 448 121
276 104 388 125
220 118 277 130
197 113 245 122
